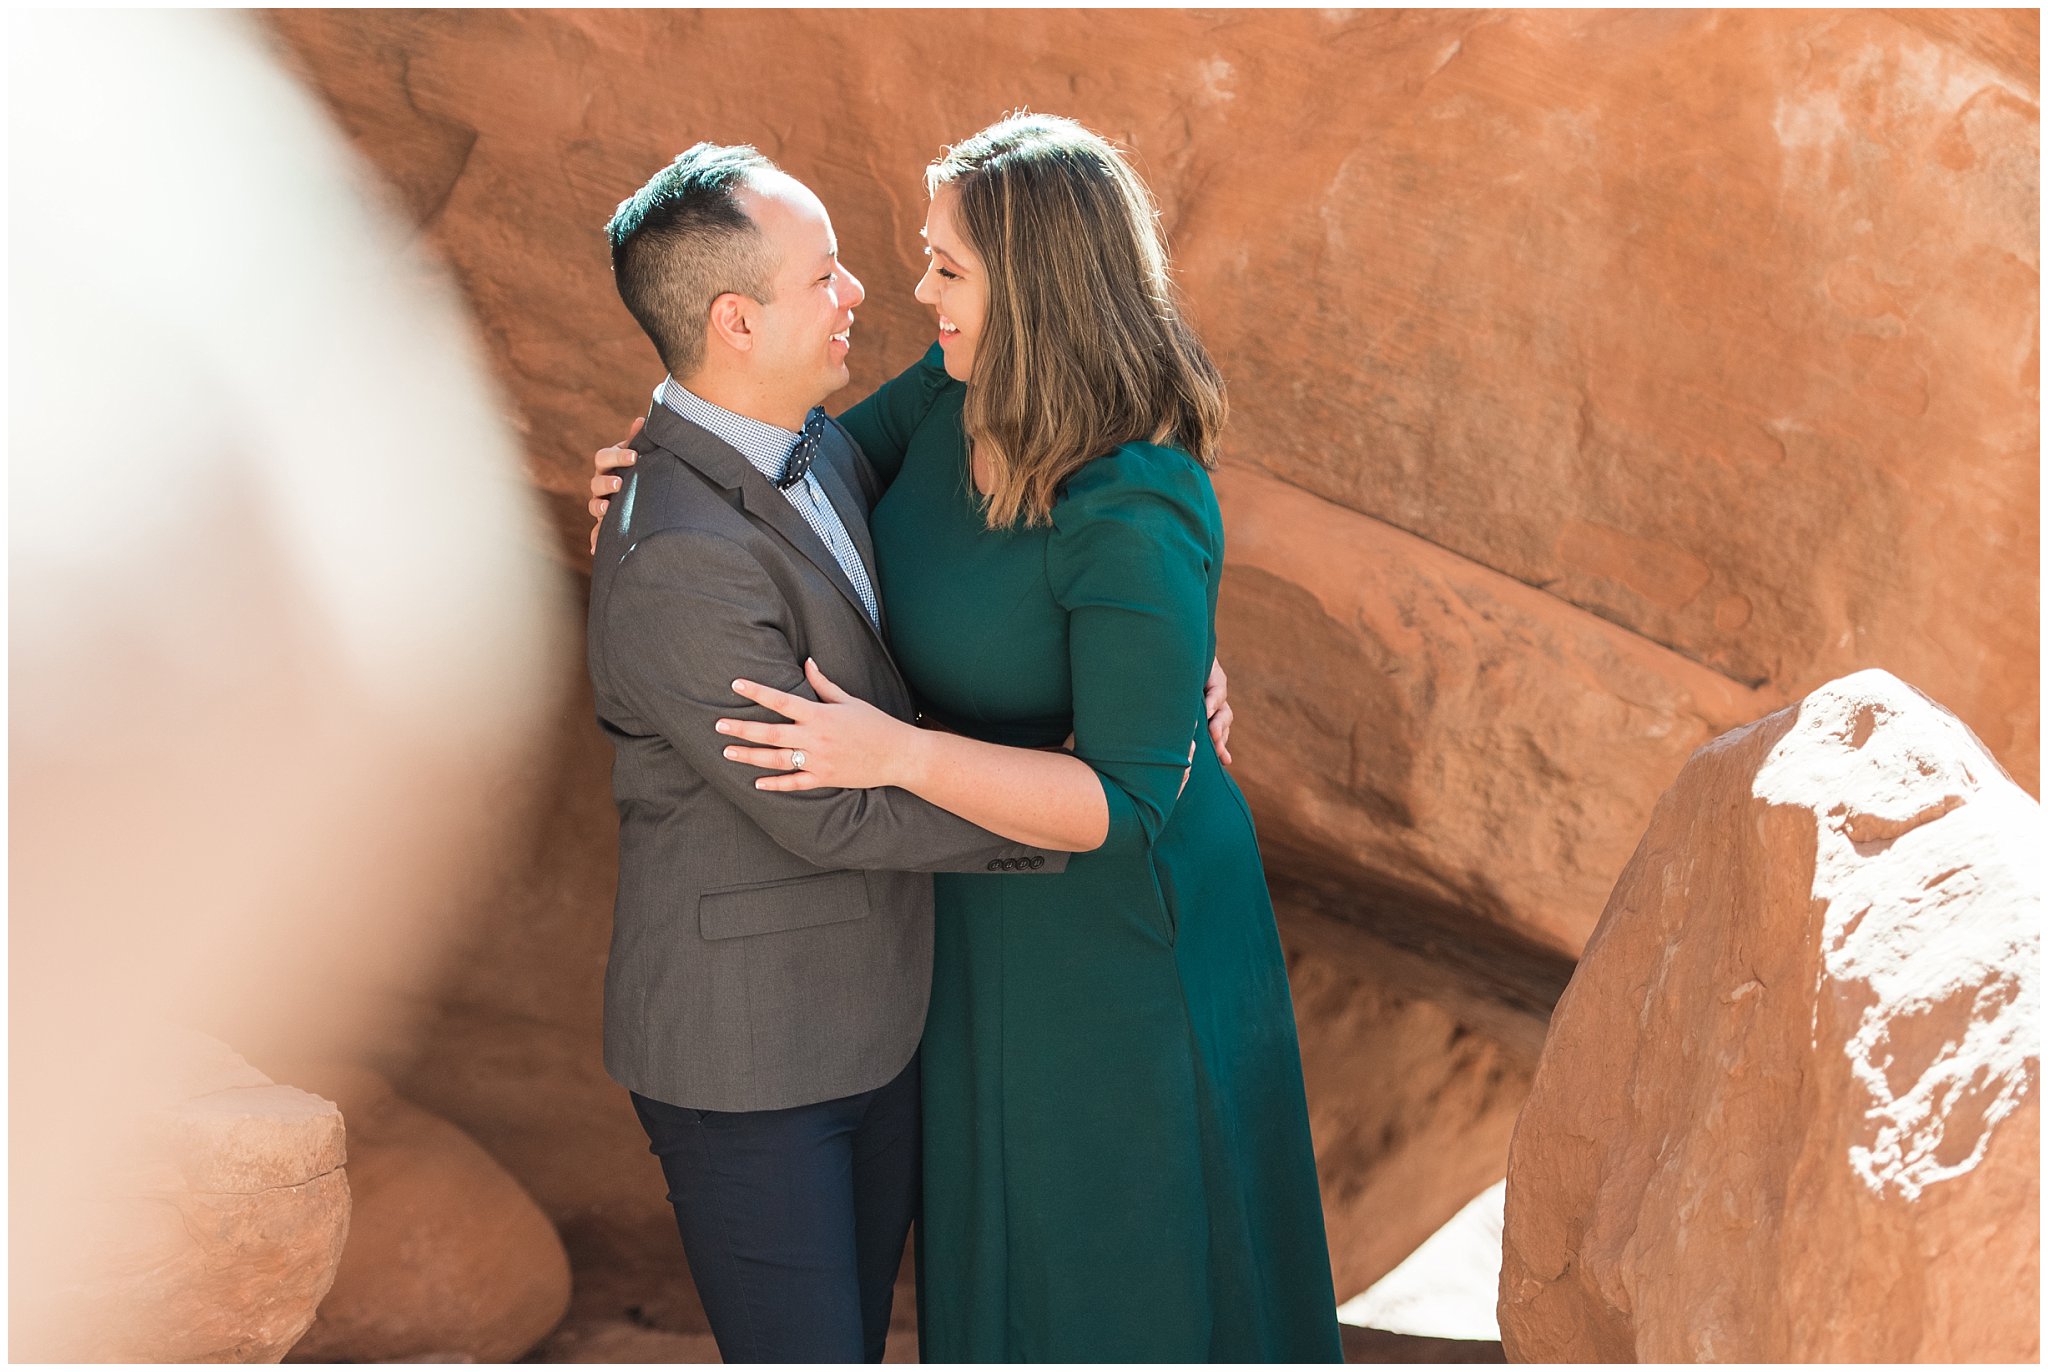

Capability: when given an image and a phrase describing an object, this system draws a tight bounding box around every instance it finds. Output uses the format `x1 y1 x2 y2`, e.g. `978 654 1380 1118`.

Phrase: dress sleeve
834 342 955 488
1045 445 1219 856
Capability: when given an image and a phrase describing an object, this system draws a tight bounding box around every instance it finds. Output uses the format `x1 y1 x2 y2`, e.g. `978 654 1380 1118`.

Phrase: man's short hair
606 143 777 379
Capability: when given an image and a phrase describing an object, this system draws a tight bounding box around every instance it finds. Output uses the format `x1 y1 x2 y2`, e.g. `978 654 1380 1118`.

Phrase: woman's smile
914 186 984 381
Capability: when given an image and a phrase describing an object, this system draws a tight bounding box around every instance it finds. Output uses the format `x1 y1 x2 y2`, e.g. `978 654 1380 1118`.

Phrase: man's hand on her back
1204 657 1232 766
587 415 644 555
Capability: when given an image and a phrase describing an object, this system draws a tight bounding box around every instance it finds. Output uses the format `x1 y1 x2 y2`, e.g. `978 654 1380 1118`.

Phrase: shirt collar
655 376 803 483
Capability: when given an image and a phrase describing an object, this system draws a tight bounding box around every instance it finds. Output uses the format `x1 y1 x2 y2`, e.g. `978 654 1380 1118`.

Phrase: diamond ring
790 749 808 771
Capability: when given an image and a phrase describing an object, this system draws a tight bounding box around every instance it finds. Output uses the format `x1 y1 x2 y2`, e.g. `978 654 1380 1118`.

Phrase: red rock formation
1219 467 1769 962
252 6 2039 1345
1500 670 2040 1361
286 1067 572 1363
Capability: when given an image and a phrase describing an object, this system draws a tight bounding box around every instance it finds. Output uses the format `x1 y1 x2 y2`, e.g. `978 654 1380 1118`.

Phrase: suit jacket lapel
643 402 889 650
810 430 886 635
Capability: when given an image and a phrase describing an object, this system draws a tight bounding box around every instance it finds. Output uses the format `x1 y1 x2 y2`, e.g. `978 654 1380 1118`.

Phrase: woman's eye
937 267 959 281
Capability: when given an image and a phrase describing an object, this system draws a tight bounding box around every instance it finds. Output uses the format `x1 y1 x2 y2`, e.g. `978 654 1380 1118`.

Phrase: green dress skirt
840 346 1341 1363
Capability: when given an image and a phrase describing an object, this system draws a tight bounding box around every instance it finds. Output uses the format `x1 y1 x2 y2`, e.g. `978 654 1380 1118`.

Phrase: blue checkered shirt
655 377 880 630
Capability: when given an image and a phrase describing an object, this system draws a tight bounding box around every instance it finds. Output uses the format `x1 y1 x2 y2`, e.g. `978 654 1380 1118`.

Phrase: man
589 144 1070 1364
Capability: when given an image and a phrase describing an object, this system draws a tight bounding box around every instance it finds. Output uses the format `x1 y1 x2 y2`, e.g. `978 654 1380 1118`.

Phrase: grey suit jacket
589 400 1063 1112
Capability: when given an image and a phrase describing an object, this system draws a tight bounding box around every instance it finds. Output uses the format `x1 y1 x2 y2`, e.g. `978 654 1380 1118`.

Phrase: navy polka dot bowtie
777 408 828 490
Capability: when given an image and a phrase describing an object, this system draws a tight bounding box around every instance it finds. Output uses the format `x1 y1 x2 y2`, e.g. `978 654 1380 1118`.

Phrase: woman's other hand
716 658 918 792
1205 657 1233 765
587 417 643 555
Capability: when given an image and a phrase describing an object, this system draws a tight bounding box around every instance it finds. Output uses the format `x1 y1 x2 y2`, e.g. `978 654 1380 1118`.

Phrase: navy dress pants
630 1052 920 1364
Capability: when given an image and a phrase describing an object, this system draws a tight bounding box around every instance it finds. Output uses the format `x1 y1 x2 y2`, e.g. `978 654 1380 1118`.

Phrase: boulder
1500 670 2040 1361
287 1067 572 1363
14 1031 349 1363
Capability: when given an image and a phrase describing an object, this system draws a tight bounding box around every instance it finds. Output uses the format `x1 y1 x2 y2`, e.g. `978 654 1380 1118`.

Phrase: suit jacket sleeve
601 525 1067 875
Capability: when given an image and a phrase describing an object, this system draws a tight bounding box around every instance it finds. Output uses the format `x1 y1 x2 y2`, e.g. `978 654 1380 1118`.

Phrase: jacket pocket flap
698 869 871 941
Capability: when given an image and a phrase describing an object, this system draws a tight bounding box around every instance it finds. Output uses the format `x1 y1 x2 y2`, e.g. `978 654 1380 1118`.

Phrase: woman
592 114 1340 1363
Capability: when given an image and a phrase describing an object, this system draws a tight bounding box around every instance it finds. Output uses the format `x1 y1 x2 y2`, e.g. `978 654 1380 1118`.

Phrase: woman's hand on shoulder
586 416 643 555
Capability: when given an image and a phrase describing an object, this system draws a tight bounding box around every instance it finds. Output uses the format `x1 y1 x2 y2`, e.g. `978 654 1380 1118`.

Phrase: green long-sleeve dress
840 346 1341 1363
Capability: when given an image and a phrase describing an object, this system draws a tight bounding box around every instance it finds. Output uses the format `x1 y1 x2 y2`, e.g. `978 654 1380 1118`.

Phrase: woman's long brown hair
928 114 1227 529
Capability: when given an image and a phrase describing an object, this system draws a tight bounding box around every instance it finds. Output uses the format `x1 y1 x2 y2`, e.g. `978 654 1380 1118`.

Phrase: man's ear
706 292 754 356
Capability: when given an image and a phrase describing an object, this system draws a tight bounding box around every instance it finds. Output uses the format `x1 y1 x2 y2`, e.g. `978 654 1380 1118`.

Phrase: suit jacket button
1030 856 1045 869
986 860 1001 872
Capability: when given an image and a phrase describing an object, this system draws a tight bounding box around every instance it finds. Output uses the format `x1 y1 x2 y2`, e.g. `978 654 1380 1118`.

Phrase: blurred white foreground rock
10 9 566 1360
1501 670 2039 1361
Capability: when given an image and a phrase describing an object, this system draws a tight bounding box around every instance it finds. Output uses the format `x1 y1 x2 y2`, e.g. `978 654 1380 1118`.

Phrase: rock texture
1499 670 2040 1361
285 1067 572 1363
1219 468 1769 963
1284 913 1533 1303
15 1032 350 1363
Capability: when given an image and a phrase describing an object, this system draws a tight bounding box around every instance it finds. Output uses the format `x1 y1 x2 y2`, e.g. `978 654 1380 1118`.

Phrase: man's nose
841 266 866 309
